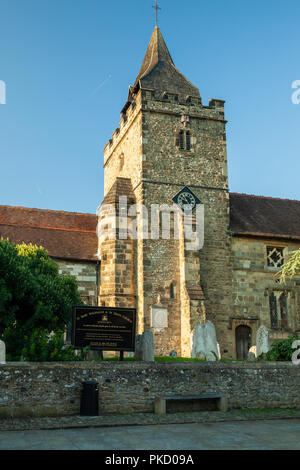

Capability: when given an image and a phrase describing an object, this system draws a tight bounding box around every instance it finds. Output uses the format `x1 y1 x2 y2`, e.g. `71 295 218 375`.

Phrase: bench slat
162 394 223 401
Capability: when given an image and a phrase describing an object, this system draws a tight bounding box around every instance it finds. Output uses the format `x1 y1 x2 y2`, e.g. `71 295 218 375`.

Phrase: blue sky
0 0 300 214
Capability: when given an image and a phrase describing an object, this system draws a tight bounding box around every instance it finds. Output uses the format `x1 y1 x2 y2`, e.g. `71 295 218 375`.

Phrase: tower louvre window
179 131 185 150
177 130 191 151
186 131 191 151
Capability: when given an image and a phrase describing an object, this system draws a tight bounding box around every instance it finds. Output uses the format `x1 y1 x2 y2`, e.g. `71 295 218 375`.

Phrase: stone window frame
268 290 290 330
265 244 287 271
175 129 193 152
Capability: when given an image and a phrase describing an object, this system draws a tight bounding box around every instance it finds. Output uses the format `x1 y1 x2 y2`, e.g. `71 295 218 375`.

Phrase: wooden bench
154 393 228 415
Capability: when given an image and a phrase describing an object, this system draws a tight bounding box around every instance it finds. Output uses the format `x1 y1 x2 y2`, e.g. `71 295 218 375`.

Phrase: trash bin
80 380 99 416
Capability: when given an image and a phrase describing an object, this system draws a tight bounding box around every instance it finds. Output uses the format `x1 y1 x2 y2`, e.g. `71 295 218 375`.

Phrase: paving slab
0 419 300 450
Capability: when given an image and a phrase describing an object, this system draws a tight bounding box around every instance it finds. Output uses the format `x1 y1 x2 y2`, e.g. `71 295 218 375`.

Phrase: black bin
80 380 99 416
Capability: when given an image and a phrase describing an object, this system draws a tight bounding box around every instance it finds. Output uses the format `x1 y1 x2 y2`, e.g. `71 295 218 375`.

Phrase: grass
102 356 206 362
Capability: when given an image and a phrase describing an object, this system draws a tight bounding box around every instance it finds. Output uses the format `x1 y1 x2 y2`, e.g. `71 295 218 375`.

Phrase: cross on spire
153 0 161 26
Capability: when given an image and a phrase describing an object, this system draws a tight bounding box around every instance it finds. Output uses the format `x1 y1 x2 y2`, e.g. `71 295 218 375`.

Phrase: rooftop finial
152 0 161 26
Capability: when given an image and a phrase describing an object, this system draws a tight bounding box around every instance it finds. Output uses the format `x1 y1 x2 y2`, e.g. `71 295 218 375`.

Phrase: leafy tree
0 238 81 359
277 249 300 284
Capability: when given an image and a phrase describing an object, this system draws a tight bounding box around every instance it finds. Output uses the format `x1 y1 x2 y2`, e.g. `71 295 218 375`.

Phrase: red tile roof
1 192 300 261
230 193 300 240
0 205 98 261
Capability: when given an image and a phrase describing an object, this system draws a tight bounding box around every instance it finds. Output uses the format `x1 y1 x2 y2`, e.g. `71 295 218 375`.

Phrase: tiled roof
230 193 300 240
0 205 98 261
1 192 300 262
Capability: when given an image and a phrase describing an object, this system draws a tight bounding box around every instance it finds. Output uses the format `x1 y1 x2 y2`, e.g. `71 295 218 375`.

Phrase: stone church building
1 27 300 359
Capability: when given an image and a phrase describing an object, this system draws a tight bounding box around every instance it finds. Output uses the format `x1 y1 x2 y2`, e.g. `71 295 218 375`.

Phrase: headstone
217 343 221 359
195 351 206 360
134 331 154 362
191 321 220 361
256 326 270 357
206 352 217 361
134 334 144 361
249 346 257 357
169 350 178 358
247 351 256 361
142 330 154 362
0 340 6 364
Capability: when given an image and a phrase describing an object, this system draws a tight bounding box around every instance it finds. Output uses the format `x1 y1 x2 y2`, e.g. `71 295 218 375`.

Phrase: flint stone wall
0 362 299 418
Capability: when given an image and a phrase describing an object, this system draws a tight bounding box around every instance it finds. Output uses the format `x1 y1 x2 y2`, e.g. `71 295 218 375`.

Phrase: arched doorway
235 325 252 359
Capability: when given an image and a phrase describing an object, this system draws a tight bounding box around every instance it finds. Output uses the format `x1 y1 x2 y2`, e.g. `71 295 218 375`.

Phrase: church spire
131 27 200 100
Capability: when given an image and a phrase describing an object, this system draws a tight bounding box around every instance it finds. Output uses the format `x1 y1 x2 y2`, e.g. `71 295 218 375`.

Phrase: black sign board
72 306 136 352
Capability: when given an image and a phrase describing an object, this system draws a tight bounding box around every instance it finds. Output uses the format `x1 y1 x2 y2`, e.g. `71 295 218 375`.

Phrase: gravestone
143 330 154 362
134 334 144 361
0 340 5 364
247 350 256 361
256 326 270 357
134 330 154 362
191 321 220 361
249 346 257 357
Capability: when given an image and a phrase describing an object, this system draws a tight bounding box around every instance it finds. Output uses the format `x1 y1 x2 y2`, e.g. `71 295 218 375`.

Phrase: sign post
72 306 136 359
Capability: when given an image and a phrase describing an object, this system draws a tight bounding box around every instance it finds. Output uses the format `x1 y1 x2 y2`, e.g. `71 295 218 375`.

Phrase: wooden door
236 325 252 360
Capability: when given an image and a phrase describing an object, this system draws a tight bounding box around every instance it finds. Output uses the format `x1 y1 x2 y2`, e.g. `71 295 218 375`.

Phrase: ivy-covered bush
265 335 300 362
14 329 90 362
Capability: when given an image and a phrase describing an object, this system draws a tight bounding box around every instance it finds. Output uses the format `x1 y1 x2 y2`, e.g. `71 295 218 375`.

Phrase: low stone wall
0 362 299 418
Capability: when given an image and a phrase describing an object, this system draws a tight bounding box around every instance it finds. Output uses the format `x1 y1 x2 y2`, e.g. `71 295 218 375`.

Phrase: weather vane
153 0 161 26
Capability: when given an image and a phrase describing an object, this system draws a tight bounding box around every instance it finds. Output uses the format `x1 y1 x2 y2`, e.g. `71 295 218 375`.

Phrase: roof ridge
0 222 96 234
0 204 97 217
230 192 300 204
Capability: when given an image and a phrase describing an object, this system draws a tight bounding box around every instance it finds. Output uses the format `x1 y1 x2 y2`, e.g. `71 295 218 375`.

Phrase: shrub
19 329 90 362
265 335 300 362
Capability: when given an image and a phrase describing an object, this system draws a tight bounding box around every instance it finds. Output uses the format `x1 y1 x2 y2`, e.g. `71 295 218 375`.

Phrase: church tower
98 27 233 357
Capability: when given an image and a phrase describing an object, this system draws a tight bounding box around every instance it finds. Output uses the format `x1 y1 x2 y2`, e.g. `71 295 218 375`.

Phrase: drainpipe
96 260 100 307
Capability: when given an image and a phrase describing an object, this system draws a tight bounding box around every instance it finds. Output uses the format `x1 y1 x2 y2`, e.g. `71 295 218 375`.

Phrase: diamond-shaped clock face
172 187 201 212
